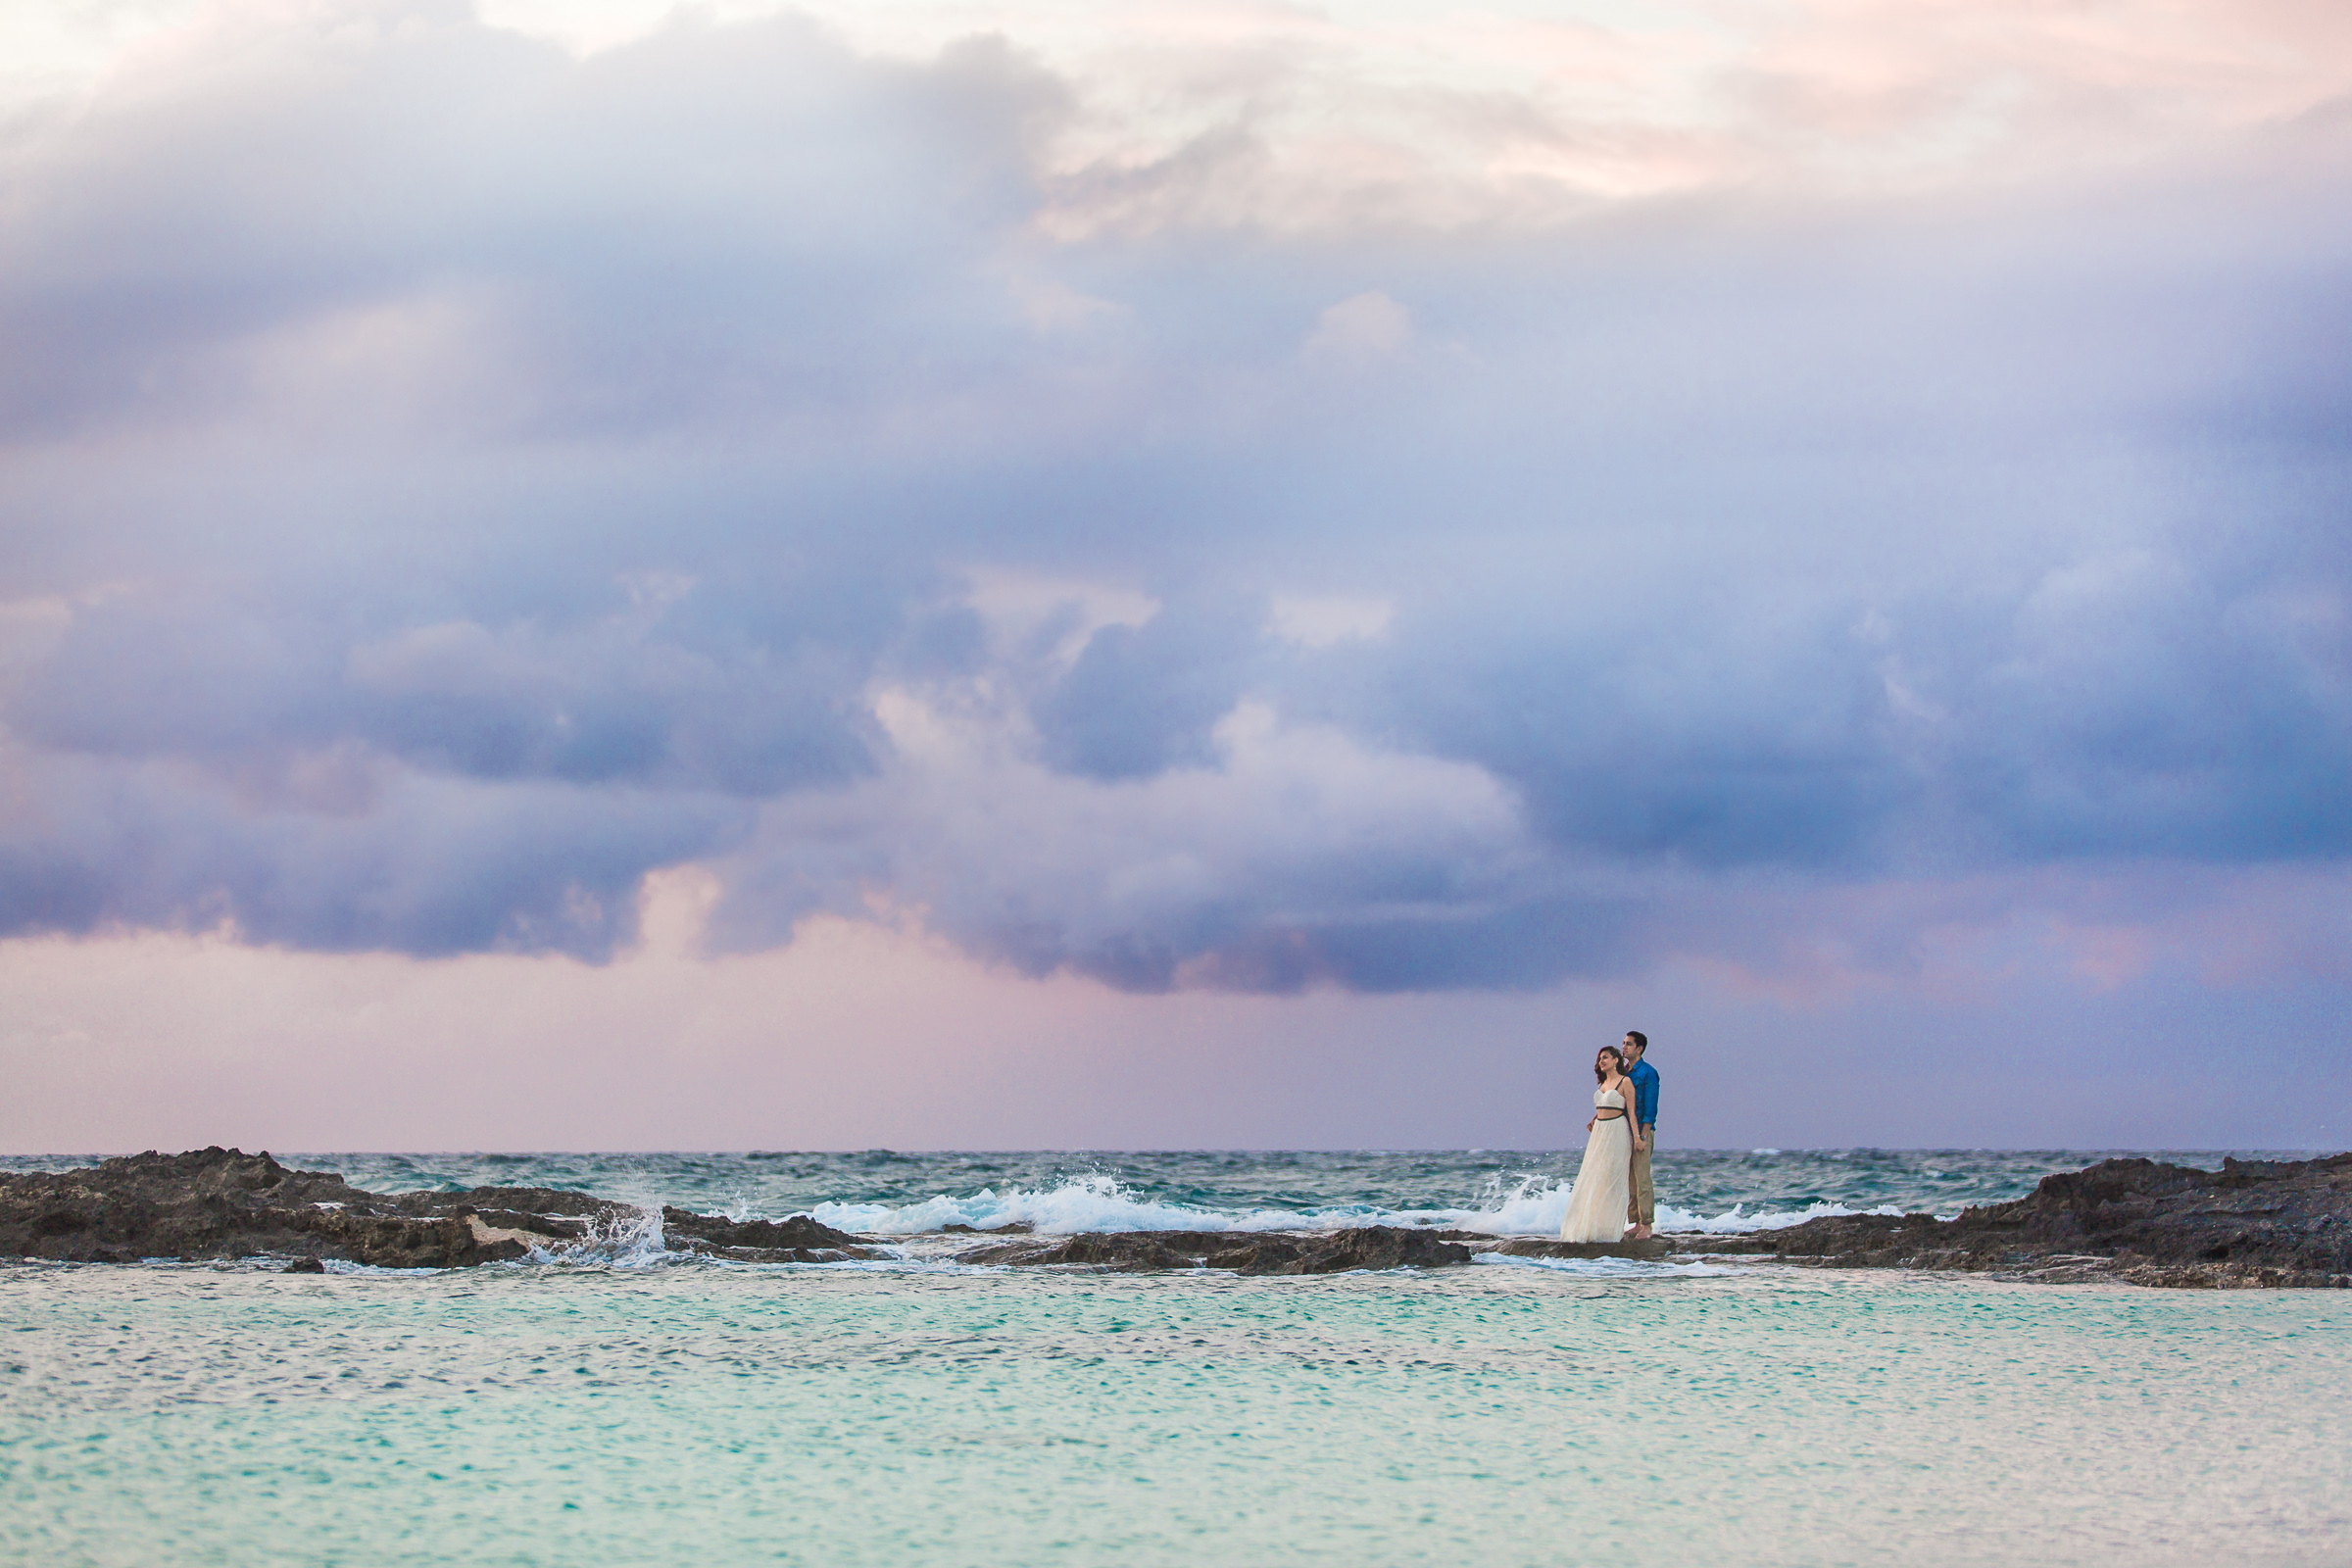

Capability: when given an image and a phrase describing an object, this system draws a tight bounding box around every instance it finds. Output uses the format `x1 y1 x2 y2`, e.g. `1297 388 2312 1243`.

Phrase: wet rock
0 1148 871 1269
283 1256 326 1273
956 1225 1475 1274
1668 1152 2352 1288
658 1207 878 1263
392 1186 611 1220
659 1208 859 1250
0 1148 470 1266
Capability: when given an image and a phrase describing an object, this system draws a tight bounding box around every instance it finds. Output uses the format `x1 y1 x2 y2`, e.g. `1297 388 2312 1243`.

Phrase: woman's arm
1615 1078 1641 1145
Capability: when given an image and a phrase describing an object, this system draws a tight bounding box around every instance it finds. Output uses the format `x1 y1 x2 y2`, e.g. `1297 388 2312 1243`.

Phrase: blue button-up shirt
1627 1058 1659 1127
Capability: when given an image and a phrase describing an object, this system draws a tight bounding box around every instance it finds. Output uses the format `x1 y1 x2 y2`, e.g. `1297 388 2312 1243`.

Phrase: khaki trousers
1627 1126 1655 1227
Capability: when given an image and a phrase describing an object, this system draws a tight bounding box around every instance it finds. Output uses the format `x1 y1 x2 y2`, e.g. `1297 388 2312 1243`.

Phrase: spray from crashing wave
528 1204 671 1267
801 1169 1904 1238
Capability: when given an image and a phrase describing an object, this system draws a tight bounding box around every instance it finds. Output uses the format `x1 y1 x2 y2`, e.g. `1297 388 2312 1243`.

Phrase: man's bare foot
1631 1225 1653 1241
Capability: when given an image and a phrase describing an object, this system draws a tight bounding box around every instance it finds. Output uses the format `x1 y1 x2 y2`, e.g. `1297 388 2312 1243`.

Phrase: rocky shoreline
0 1148 878 1268
1662 1152 2352 1289
4 1148 2347 1287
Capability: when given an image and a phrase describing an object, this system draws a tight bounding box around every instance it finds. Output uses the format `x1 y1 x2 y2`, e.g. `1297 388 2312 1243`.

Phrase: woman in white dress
1559 1045 1642 1243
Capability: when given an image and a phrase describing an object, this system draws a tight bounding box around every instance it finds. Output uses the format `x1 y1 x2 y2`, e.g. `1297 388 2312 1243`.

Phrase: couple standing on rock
1558 1031 1660 1245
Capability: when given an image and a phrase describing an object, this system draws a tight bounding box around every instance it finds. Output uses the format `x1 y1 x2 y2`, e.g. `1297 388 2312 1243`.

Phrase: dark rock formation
1668 1153 2352 1288
0 1148 493 1267
658 1207 869 1262
955 1225 1475 1274
389 1185 610 1219
0 1147 869 1269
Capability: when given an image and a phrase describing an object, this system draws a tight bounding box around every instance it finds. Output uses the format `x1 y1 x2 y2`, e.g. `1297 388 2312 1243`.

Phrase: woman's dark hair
1593 1046 1623 1085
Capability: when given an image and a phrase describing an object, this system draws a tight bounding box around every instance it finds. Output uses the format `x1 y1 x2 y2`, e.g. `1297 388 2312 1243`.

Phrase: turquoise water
6 1258 2348 1566
6 1151 2347 1565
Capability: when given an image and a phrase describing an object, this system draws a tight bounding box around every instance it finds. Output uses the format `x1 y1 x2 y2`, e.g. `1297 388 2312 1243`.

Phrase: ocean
4 1149 2347 1565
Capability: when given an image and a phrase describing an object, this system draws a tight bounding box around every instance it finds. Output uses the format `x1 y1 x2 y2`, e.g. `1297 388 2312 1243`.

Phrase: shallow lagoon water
6 1150 2346 1564
7 1257 2348 1566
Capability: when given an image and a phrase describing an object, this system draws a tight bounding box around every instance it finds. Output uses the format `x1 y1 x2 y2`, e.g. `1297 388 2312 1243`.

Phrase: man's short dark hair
1624 1030 1647 1053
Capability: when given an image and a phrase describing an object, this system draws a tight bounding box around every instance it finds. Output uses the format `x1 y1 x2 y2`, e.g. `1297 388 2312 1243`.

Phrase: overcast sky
2 0 2346 1153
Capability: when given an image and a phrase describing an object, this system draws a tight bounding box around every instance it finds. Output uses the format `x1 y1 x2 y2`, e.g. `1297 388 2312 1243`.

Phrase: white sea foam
808 1173 1348 1236
533 1204 670 1267
1652 1200 1908 1235
800 1171 1896 1239
1412 1179 1903 1237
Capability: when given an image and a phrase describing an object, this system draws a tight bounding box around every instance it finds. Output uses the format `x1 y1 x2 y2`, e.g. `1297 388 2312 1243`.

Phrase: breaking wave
804 1170 1909 1238
519 1204 673 1267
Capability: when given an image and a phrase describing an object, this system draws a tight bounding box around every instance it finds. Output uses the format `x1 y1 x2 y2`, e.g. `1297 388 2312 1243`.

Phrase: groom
1623 1031 1658 1241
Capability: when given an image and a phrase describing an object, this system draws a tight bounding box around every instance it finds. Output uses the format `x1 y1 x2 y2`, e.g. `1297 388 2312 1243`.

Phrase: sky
1 0 2347 1154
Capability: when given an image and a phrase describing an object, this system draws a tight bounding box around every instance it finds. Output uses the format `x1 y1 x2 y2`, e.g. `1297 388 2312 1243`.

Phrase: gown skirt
1559 1091 1633 1243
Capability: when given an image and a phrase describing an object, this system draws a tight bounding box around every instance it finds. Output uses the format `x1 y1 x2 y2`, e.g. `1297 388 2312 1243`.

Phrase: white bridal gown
1558 1088 1633 1244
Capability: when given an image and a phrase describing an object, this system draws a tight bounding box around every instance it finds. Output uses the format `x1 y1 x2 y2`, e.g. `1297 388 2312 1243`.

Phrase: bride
1559 1044 1642 1244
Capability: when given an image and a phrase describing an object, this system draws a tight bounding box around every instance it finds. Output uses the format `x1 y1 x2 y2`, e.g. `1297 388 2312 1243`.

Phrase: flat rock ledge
954 1226 1476 1274
1486 1239 1674 1261
0 1148 875 1269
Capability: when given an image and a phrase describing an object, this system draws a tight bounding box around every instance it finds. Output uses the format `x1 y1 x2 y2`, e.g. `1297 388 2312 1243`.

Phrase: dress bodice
1592 1088 1624 1109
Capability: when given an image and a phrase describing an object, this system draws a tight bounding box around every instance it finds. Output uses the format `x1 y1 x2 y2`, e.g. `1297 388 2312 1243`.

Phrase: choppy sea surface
5 1150 2347 1566
0 1146 2292 1237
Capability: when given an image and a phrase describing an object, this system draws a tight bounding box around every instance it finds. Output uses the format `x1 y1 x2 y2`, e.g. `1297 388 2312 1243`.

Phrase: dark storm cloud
1030 602 1262 781
0 745 744 956
0 3 2346 980
13 577 879 793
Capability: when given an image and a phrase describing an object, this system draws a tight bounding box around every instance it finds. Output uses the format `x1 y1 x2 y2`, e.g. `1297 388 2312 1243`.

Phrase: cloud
0 735 745 956
0 4 1062 439
897 0 2352 233
0 0 2345 996
708 689 1610 993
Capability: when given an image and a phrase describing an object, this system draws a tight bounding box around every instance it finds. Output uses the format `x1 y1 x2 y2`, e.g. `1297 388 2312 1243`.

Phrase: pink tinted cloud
0 869 1586 1152
994 0 2352 231
5 860 2343 1154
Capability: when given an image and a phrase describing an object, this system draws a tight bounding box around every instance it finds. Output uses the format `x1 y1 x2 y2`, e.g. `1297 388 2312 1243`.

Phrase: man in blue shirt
1623 1031 1660 1240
